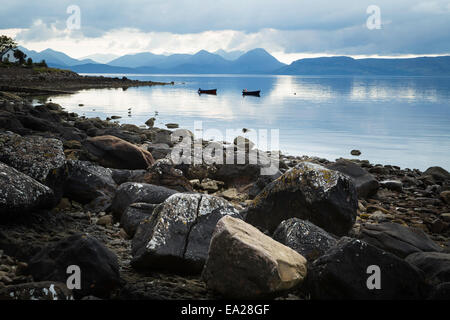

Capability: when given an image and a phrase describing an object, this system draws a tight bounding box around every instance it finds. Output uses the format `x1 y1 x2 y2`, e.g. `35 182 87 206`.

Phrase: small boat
198 88 217 95
242 89 261 96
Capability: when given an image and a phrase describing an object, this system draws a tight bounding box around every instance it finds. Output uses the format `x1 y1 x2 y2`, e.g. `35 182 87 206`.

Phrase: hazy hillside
276 56 450 76
18 46 450 75
19 47 95 66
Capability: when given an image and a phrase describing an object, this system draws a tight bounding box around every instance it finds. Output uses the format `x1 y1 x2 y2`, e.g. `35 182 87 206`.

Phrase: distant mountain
60 63 139 74
109 52 168 68
214 49 245 61
80 53 119 64
230 48 286 73
18 46 450 75
276 56 450 76
19 47 95 66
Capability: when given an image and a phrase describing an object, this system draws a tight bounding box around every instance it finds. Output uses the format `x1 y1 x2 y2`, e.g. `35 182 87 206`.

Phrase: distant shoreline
0 65 172 97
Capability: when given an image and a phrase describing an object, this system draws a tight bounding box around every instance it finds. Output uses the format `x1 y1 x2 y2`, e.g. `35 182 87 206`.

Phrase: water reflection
45 74 450 170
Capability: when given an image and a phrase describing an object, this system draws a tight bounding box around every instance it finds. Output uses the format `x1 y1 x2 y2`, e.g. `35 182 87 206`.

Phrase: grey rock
273 218 337 261
131 193 242 273
120 202 158 237
422 167 450 183
0 132 66 186
111 168 146 185
0 162 55 216
111 182 177 220
147 143 172 160
245 162 358 236
63 160 117 204
380 180 403 192
406 252 450 286
359 223 442 258
202 216 307 299
327 159 379 199
28 234 120 299
308 237 426 299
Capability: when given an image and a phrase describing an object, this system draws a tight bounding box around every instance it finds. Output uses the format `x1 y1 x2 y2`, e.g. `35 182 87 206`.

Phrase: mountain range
18 46 450 76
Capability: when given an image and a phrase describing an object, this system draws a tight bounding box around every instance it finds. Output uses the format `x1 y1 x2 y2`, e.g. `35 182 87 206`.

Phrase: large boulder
213 151 279 187
245 162 358 236
307 237 426 300
111 182 177 220
406 252 450 286
0 132 66 200
0 282 73 300
422 167 450 184
358 223 442 258
326 159 379 199
273 218 337 262
131 194 242 273
63 160 117 204
27 234 120 299
0 162 55 217
202 216 307 299
83 135 155 169
120 203 158 238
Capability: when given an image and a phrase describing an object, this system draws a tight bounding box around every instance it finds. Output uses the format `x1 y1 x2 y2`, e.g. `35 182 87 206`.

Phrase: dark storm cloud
2 0 450 55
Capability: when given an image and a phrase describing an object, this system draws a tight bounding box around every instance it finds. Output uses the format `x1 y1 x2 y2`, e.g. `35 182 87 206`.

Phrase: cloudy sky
1 0 449 63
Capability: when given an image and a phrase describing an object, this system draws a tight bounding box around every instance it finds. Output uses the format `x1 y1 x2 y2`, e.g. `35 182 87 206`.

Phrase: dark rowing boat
198 88 217 95
242 90 261 97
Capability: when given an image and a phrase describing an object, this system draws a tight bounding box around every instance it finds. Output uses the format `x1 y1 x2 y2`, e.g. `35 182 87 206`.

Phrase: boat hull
242 90 261 96
198 89 217 95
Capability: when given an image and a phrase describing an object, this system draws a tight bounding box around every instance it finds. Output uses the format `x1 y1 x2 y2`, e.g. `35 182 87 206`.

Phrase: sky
1 0 449 64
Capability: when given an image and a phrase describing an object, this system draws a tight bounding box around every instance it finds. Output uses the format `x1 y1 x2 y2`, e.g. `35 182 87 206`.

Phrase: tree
0 35 17 52
13 49 27 65
26 57 33 66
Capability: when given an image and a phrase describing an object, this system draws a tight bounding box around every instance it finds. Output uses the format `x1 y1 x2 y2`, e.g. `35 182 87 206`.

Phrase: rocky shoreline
0 81 449 300
0 66 171 97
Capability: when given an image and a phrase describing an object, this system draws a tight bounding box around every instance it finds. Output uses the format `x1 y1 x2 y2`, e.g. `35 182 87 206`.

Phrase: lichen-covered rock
307 237 426 300
121 203 158 237
0 162 55 216
0 132 66 202
131 194 242 273
111 182 177 220
273 218 337 261
27 234 120 299
0 132 66 184
83 135 155 169
245 162 358 236
0 282 73 300
202 216 307 299
326 159 379 199
63 160 117 204
358 223 442 258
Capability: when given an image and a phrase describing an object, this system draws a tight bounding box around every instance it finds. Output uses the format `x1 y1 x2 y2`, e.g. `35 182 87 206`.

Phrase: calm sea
45 74 450 171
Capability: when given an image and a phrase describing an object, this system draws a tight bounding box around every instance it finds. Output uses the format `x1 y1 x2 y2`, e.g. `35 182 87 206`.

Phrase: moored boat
242 89 261 96
198 88 217 95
